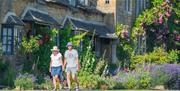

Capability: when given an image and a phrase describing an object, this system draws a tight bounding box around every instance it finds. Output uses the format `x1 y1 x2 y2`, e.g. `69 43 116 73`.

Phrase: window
1 24 14 55
139 0 143 12
79 0 88 6
136 0 139 17
69 0 76 6
105 0 109 4
125 0 131 12
144 0 148 9
1 24 23 55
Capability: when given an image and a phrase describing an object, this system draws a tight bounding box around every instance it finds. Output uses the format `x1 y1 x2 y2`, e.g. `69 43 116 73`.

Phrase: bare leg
54 75 60 88
66 72 71 89
53 76 57 89
72 74 79 89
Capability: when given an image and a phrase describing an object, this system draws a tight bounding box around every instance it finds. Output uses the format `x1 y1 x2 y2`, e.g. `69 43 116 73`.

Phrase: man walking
63 42 80 90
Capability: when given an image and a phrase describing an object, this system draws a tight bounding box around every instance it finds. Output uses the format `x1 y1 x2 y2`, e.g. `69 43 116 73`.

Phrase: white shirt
50 53 62 67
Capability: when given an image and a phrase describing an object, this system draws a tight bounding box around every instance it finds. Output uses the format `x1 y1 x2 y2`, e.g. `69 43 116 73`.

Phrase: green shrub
78 71 100 89
168 50 179 63
137 72 151 89
80 46 97 73
121 72 151 89
94 59 107 75
3 66 15 87
130 47 179 69
98 77 124 90
37 77 53 90
150 67 170 87
117 64 152 89
20 36 39 54
34 41 55 73
0 60 15 87
0 60 8 73
122 73 139 89
78 71 124 90
14 74 35 90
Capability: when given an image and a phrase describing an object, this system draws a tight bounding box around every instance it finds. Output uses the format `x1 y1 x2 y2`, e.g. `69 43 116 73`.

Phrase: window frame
125 0 131 12
105 0 110 4
1 24 14 55
69 0 76 6
136 0 140 17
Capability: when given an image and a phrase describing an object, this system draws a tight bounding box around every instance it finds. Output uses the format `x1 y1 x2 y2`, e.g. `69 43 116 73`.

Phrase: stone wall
0 0 9 39
96 0 116 13
96 0 149 28
10 0 105 24
116 0 136 27
0 0 113 38
116 0 149 27
0 0 110 27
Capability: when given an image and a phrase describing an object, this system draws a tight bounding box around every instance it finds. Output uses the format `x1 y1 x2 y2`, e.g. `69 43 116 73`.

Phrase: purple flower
162 64 180 82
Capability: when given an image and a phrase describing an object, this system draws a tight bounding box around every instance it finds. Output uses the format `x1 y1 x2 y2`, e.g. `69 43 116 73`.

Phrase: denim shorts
51 66 62 77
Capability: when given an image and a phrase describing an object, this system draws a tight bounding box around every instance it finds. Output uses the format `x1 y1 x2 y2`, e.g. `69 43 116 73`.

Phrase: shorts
66 67 77 74
51 66 62 77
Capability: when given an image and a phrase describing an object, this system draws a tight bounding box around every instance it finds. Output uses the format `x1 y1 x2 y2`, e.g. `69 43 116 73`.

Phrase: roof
6 15 24 25
22 9 59 25
44 0 105 15
44 0 69 6
63 16 117 39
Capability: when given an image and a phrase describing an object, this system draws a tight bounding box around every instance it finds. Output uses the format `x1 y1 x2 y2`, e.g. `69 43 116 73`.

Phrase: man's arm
76 57 80 71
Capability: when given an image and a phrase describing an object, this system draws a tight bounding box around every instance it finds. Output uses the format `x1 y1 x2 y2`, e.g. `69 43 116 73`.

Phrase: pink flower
123 68 129 72
159 18 163 24
158 13 164 24
151 29 155 32
38 39 43 45
165 11 171 17
175 35 180 41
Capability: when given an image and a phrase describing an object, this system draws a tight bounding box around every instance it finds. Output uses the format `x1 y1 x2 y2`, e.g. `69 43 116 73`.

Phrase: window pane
136 0 139 17
8 28 12 36
125 0 131 11
7 45 11 52
69 0 76 6
14 28 17 37
140 0 142 12
2 45 6 52
2 37 7 44
3 28 7 36
8 37 12 44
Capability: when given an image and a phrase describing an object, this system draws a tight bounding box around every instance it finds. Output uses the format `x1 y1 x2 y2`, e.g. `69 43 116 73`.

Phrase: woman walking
49 46 63 90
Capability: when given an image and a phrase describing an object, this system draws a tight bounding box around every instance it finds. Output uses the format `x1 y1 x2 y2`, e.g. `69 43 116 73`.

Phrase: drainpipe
112 39 117 64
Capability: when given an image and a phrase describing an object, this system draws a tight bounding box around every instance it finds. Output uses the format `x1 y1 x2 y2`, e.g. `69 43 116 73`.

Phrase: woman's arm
49 60 52 72
60 57 63 70
63 58 67 71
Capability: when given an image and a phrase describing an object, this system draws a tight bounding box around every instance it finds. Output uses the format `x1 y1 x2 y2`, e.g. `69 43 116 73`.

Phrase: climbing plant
131 0 180 54
116 24 134 68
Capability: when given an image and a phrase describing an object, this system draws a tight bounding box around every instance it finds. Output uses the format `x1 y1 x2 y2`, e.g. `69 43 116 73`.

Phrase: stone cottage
0 0 117 62
96 0 150 27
